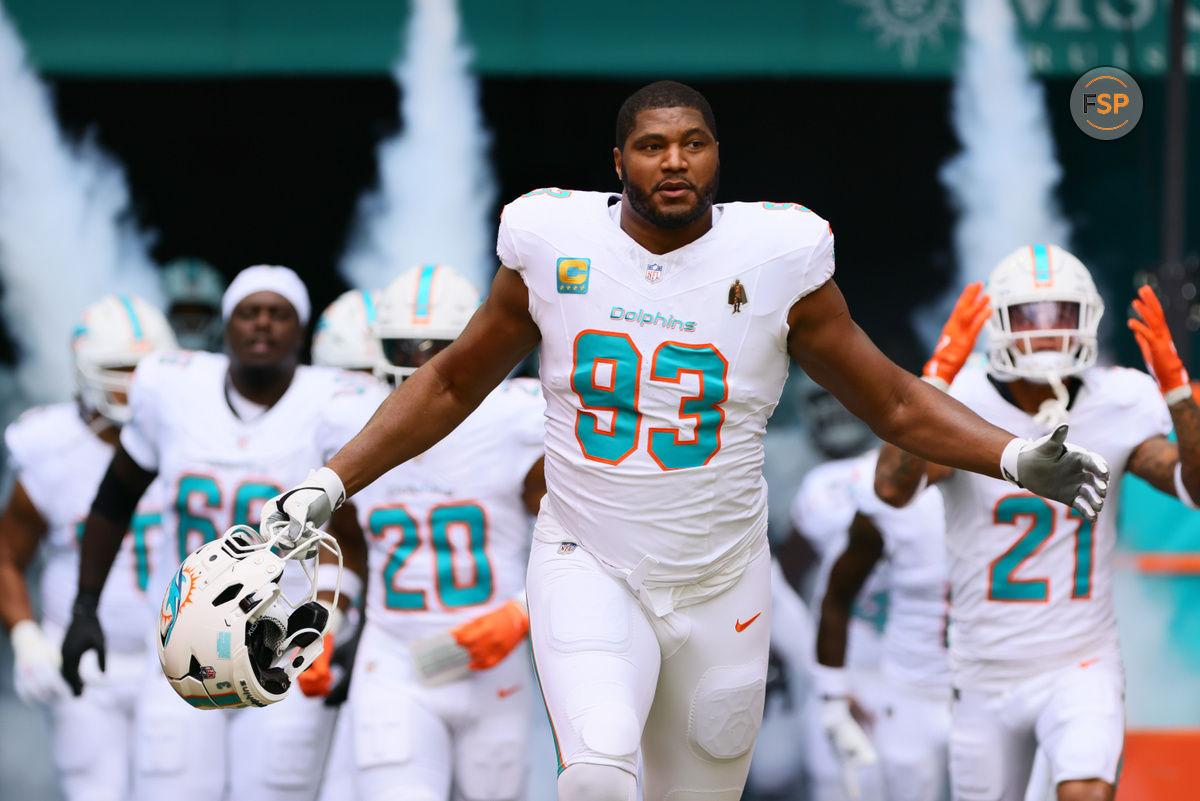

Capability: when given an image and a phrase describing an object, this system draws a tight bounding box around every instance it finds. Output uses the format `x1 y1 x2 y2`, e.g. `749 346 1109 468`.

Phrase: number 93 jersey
942 364 1170 688
498 190 834 588
354 378 546 639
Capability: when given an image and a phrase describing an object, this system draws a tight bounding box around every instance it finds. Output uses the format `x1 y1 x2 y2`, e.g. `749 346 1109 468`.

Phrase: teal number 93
571 331 728 470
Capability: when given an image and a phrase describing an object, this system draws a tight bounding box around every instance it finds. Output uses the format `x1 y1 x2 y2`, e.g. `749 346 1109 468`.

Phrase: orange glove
1129 285 1191 404
923 282 991 390
450 599 530 671
297 632 334 697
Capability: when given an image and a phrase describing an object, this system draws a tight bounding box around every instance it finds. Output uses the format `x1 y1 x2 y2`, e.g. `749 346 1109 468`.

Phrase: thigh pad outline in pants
950 688 1038 801
230 690 337 799
529 540 660 774
1036 659 1125 786
641 546 772 801
133 668 227 801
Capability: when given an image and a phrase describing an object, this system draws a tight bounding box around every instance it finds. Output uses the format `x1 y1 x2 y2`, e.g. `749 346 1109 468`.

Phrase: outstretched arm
788 281 1010 477
789 280 1106 518
330 266 541 497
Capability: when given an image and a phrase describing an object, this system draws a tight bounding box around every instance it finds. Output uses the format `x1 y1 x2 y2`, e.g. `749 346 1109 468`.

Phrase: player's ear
613 146 623 183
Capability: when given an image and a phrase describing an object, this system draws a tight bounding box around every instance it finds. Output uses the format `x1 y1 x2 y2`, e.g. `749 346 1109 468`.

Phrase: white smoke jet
340 0 496 293
0 3 161 409
938 0 1070 300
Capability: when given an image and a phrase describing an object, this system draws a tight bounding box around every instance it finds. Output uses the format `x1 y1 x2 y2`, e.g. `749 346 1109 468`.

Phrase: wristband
921 375 950 392
812 663 849 698
1165 384 1193 407
1174 462 1199 510
317 564 362 602
1000 437 1026 487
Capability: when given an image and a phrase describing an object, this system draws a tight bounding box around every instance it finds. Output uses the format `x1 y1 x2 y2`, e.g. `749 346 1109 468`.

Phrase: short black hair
615 80 717 150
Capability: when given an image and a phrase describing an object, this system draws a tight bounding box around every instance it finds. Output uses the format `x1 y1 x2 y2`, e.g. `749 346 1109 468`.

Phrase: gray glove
259 467 346 545
1000 425 1109 522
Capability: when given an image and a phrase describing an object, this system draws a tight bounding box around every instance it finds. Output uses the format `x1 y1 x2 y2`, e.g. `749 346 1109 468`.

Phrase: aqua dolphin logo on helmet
159 563 198 647
157 523 344 710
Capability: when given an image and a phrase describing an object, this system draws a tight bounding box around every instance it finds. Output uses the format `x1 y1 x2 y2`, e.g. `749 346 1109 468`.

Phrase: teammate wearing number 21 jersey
262 82 1108 801
874 245 1200 801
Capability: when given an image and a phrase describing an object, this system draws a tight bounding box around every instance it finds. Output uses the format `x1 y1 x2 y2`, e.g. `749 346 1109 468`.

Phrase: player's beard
621 165 720 230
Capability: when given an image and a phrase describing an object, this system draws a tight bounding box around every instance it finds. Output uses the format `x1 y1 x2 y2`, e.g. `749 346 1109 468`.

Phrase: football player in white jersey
790 451 889 801
325 264 548 801
59 266 380 801
0 294 175 801
261 82 1108 801
814 450 951 801
873 245 1200 801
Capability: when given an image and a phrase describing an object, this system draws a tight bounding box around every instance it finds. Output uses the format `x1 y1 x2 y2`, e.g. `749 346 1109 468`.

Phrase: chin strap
1032 372 1071 430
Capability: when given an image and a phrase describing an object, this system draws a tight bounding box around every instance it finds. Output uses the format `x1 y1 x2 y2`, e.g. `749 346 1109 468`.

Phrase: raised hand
1129 285 1192 405
923 282 992 390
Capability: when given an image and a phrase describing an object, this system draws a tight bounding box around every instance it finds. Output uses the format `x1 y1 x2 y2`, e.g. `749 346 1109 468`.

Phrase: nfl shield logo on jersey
646 263 664 284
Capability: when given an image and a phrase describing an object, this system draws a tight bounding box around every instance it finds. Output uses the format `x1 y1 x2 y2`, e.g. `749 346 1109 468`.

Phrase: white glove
813 664 876 800
258 467 346 546
820 697 878 800
1000 425 1109 522
11 620 70 705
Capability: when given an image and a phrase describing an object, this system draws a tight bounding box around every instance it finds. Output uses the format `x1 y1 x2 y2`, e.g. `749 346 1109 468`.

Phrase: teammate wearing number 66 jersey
262 83 1108 801
875 245 1200 801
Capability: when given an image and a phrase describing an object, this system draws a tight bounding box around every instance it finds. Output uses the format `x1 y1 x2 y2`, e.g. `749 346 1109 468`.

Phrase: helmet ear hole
211 583 243 606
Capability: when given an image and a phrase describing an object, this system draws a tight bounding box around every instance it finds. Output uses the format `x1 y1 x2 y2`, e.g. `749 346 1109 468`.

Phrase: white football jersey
354 378 545 640
5 403 164 652
849 454 950 692
943 364 1170 687
498 190 834 589
120 350 381 607
791 455 889 669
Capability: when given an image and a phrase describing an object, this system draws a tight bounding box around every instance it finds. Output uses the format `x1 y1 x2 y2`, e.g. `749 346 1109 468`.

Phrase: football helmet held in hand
157 523 343 709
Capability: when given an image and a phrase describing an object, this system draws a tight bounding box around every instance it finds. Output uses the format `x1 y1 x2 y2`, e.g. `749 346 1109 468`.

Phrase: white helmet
312 288 383 371
373 264 480 384
161 257 225 351
72 294 178 425
157 524 342 710
984 244 1104 383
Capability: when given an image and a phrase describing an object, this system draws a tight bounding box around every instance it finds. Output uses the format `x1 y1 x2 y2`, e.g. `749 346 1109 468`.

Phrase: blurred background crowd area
0 0 1198 798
